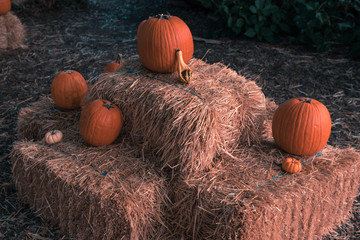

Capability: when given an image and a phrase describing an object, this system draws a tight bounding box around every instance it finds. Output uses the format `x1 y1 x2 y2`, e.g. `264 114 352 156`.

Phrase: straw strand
255 152 322 189
126 69 204 101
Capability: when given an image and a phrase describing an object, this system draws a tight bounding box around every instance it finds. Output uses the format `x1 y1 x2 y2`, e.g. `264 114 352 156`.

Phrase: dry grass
13 91 360 240
170 128 360 239
12 100 170 239
87 57 266 175
17 97 80 141
0 12 26 50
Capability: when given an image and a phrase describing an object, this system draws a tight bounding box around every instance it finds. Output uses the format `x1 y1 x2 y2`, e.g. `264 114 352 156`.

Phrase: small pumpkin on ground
45 130 63 145
282 157 302 173
79 99 123 146
137 14 194 73
0 0 11 15
272 97 331 156
51 70 88 110
104 53 123 73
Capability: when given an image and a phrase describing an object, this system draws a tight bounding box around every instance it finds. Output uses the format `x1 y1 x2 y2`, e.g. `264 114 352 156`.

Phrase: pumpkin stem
116 53 123 64
299 98 312 103
154 13 170 19
102 101 115 110
176 49 192 84
63 70 75 74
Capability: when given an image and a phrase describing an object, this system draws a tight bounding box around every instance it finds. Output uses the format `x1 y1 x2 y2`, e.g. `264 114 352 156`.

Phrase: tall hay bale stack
12 73 360 239
12 99 170 240
0 12 26 49
88 57 266 174
169 128 360 239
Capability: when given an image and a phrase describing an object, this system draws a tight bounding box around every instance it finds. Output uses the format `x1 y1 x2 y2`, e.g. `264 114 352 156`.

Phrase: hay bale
0 12 26 50
12 100 170 239
170 134 360 239
17 97 80 141
88 57 266 174
15 82 360 240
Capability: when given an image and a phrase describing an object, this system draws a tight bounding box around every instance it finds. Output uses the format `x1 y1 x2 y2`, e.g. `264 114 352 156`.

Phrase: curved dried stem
116 53 123 64
176 49 192 84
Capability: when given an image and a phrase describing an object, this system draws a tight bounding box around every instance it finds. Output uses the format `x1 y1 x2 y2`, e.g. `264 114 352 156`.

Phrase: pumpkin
104 53 123 73
79 99 123 146
272 97 331 156
176 49 192 84
45 130 63 144
282 157 302 173
0 0 11 15
51 70 88 110
137 14 194 73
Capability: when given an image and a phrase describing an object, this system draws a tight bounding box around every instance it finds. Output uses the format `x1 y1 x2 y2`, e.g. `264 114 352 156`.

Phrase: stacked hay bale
12 55 360 239
164 96 360 239
0 11 26 49
87 57 266 174
170 132 360 239
12 97 170 239
12 56 268 239
11 13 360 240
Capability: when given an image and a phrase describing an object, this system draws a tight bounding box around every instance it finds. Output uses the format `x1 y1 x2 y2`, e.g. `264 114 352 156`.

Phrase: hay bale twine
0 12 26 49
88 57 267 174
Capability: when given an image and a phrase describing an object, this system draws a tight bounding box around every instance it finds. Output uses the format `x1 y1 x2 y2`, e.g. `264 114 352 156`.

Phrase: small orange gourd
282 157 302 173
104 53 123 73
51 70 88 110
79 99 123 146
0 0 11 15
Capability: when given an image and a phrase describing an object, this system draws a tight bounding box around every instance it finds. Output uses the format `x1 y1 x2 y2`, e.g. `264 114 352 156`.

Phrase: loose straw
255 152 323 189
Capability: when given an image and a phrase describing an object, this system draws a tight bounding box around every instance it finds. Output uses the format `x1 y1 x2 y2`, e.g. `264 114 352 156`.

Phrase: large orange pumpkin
272 97 331 156
51 70 88 110
0 0 11 15
79 99 123 146
137 14 194 73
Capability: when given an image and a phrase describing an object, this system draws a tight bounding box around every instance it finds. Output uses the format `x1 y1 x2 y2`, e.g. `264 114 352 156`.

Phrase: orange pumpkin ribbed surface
282 157 302 173
0 0 11 15
137 14 194 73
272 97 331 156
79 99 123 146
51 70 88 110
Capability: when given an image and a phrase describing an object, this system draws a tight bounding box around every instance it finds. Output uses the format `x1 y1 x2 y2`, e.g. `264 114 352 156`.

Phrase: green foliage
198 0 360 58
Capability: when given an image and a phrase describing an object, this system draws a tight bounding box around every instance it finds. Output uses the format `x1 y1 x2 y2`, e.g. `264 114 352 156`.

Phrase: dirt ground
0 0 359 239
